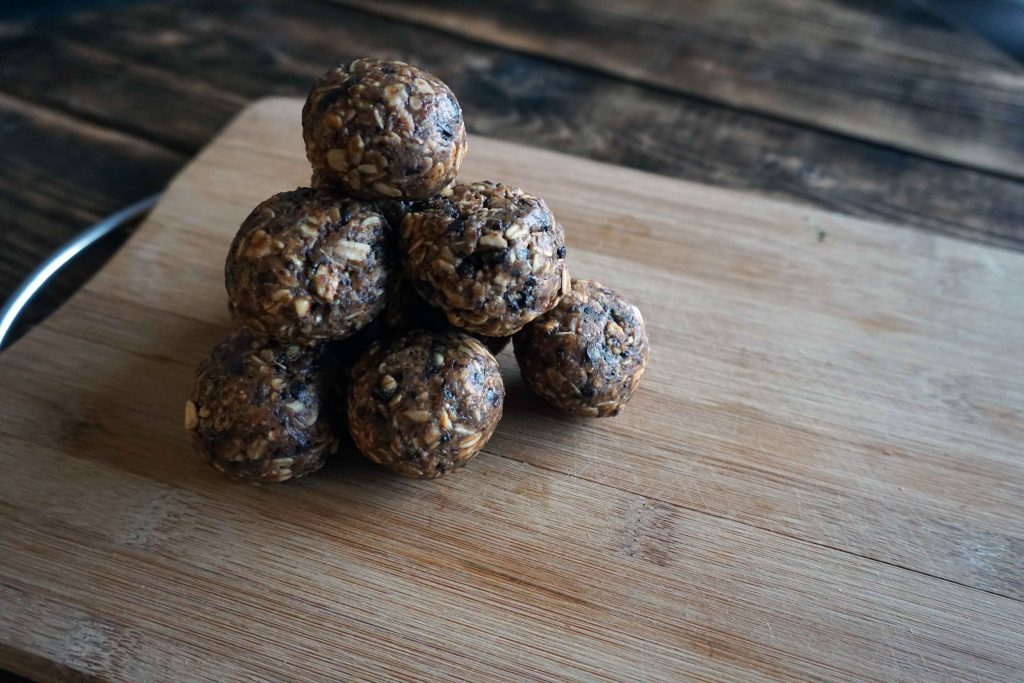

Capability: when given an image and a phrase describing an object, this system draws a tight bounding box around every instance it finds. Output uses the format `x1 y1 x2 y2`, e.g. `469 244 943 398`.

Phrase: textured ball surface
303 59 466 200
400 181 569 336
186 330 338 482
225 187 392 343
514 279 649 417
347 331 504 478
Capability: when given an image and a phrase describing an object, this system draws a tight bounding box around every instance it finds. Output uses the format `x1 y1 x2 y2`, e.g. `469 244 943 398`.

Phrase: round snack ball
347 330 504 478
303 59 467 200
400 181 569 337
514 279 649 417
383 275 510 355
226 187 392 343
185 329 339 482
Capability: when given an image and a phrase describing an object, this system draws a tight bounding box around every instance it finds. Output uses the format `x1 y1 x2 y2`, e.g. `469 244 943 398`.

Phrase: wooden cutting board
1 98 1022 682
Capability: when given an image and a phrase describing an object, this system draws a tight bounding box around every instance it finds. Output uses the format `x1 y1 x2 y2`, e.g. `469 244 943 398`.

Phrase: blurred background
1 0 1023 346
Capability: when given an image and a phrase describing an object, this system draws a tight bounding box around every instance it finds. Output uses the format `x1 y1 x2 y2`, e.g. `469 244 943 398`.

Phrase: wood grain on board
334 0 1024 177
0 98 1021 682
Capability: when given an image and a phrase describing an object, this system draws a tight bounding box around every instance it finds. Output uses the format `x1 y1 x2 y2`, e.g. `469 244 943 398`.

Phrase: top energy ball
302 59 467 201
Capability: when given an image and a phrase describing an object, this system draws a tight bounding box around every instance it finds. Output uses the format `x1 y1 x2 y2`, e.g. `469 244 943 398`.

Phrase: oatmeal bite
185 329 339 482
347 330 504 478
514 279 649 417
303 59 467 200
383 275 510 354
400 181 569 337
225 187 392 343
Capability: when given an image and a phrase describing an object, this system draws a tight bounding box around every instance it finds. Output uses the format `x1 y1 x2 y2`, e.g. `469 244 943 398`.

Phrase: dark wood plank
0 37 246 153
332 0 1024 178
1 0 1021 252
0 93 182 343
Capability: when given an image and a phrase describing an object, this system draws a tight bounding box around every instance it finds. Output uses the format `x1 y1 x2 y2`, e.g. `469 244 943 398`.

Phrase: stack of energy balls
185 59 650 483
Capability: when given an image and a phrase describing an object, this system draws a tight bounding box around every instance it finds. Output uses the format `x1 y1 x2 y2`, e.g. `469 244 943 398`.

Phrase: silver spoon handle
0 194 161 350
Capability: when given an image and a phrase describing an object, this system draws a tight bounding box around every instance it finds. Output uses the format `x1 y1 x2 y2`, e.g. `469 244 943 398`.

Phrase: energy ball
185 329 338 482
514 279 649 417
303 59 467 200
347 331 504 478
383 276 510 354
400 181 569 337
226 187 392 343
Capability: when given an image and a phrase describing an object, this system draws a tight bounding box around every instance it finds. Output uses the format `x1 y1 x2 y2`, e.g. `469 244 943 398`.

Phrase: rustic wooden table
2 0 1023 343
1 3 1023 682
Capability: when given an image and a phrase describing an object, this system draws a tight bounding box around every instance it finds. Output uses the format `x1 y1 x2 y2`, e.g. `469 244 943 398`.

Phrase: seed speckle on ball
400 181 569 337
186 329 339 482
514 279 649 417
303 59 467 200
225 187 392 344
347 330 504 478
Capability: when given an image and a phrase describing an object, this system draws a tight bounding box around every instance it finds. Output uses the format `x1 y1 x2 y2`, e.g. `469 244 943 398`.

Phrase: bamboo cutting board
1 98 1022 682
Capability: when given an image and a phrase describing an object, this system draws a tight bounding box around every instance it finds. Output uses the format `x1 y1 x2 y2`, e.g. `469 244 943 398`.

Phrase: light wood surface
1 98 1022 682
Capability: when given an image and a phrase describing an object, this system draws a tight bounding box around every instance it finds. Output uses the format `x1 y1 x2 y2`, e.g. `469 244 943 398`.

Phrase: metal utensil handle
0 194 161 350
